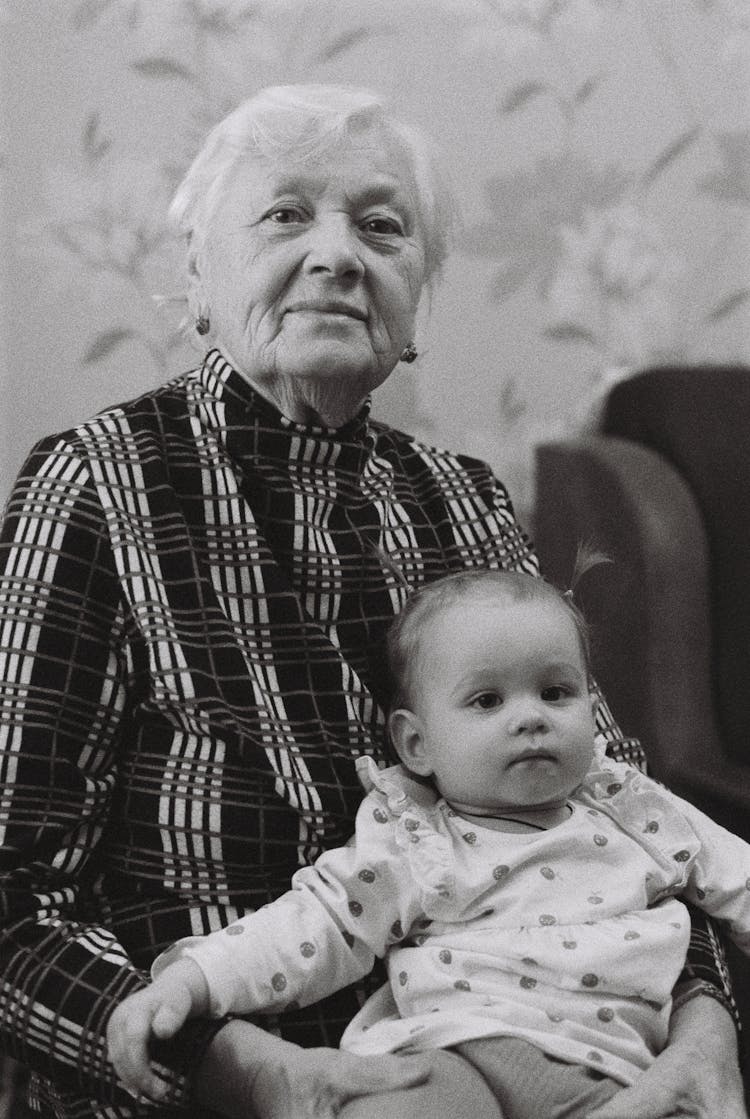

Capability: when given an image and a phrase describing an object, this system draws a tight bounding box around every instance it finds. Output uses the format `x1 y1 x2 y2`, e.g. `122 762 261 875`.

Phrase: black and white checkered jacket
0 350 733 1117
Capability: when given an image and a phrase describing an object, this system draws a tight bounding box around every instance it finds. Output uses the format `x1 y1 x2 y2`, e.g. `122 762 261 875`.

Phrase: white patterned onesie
158 743 750 1086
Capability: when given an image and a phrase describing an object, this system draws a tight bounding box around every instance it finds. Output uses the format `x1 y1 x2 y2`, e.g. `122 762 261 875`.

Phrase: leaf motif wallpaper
2 0 748 523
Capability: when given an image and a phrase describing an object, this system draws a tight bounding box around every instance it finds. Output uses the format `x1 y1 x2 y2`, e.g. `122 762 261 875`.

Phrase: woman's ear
388 708 433 777
186 235 205 318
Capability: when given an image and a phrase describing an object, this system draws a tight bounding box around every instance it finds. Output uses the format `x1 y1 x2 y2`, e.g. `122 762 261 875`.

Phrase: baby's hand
106 957 209 1100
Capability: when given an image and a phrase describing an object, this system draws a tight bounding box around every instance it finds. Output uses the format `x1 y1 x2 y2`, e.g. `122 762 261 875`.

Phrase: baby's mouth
510 748 558 766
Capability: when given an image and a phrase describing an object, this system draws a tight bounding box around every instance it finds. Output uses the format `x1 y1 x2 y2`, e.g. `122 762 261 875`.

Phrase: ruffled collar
356 756 457 912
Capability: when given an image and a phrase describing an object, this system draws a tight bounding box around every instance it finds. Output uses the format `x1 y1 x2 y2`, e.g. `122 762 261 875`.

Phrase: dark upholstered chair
534 364 750 1083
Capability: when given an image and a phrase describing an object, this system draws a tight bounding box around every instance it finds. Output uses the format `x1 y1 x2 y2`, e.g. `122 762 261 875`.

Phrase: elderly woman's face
191 123 428 419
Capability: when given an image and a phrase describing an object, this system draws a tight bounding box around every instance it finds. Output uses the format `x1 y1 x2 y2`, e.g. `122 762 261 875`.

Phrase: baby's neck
446 799 573 833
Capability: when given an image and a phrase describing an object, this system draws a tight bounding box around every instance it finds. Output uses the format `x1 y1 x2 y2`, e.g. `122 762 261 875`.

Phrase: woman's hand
589 993 747 1119
194 1019 431 1119
106 958 210 1100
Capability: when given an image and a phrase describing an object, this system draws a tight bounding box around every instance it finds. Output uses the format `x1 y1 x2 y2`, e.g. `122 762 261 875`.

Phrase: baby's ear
388 709 433 777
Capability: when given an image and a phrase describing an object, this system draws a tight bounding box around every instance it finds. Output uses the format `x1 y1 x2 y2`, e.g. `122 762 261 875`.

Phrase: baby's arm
616 766 750 949
106 956 210 1099
675 799 750 951
106 779 424 1097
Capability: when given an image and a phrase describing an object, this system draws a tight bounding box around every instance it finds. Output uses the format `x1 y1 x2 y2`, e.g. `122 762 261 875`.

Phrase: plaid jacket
0 350 733 1117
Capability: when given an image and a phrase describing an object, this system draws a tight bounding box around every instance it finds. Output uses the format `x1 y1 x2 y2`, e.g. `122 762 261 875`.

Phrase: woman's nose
304 217 365 280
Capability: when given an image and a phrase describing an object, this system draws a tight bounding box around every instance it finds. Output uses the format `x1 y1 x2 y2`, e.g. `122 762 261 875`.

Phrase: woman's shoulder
8 370 203 512
368 419 509 497
26 368 201 461
76 368 198 440
369 419 493 470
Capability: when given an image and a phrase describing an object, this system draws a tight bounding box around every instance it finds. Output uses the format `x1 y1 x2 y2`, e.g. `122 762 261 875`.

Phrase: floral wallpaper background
2 0 748 524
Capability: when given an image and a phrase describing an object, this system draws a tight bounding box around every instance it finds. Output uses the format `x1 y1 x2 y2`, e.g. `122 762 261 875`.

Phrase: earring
400 341 418 364
196 315 210 336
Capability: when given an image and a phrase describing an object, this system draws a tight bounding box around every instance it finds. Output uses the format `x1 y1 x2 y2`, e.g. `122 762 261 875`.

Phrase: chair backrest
602 365 750 764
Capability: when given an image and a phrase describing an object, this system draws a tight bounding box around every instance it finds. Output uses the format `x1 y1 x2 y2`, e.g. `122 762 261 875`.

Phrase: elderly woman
0 85 744 1119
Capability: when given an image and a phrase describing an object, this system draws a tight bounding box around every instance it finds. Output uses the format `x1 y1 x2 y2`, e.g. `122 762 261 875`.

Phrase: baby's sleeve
153 786 426 1017
668 794 750 953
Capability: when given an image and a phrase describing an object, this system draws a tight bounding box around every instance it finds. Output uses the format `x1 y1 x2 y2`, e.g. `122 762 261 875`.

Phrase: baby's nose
508 703 549 735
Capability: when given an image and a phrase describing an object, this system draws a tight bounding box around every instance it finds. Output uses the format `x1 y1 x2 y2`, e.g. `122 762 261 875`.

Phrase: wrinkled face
401 596 597 812
190 122 427 415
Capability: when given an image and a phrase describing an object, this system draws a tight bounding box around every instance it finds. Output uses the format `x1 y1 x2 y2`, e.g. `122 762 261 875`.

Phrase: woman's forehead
224 125 420 206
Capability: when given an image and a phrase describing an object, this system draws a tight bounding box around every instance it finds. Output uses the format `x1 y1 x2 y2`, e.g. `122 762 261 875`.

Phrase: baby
107 568 750 1117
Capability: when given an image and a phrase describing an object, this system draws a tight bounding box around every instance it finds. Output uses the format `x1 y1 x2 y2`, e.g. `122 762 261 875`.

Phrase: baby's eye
541 685 570 702
471 692 502 710
361 215 404 236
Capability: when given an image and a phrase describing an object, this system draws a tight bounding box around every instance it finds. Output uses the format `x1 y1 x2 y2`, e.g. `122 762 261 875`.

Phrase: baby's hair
386 557 608 711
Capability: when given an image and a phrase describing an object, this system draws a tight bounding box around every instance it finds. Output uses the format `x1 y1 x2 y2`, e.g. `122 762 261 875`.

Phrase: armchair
534 363 750 1078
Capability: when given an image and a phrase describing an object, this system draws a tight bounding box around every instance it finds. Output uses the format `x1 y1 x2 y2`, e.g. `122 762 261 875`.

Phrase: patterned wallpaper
2 0 749 522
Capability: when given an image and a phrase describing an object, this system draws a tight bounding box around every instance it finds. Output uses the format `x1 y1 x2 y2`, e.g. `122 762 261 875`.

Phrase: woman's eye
472 693 501 710
361 216 403 236
266 207 306 225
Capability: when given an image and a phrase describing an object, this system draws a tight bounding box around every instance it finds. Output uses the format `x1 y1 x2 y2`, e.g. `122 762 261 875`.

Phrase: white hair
169 84 455 291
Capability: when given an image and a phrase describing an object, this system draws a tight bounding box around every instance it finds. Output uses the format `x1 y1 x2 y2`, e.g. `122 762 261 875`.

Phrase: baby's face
403 596 597 813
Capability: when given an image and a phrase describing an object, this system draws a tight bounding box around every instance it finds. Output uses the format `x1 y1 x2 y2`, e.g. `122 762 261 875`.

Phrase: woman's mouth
286 300 367 321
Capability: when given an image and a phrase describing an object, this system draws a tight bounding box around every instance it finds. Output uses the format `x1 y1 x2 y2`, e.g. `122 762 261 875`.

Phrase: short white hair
169 84 455 291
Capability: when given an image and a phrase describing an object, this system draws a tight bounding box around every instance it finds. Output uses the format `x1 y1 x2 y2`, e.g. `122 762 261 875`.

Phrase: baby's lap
340 1039 620 1119
339 1048 502 1119
455 1036 620 1118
